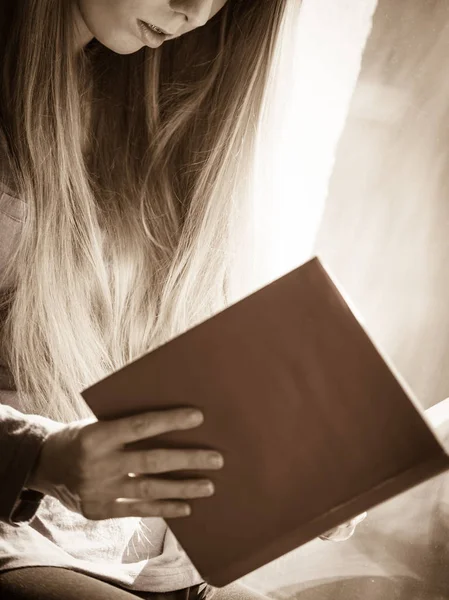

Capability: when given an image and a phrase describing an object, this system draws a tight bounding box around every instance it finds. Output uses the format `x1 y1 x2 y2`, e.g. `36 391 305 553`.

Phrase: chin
91 29 145 55
103 40 145 55
109 45 145 55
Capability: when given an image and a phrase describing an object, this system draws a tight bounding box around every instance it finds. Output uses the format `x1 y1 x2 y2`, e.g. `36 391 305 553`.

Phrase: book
81 256 449 587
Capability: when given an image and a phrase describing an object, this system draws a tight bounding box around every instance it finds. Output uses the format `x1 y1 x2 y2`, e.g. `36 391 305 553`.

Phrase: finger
349 512 367 526
88 408 204 450
118 448 224 476
83 499 192 521
113 476 215 501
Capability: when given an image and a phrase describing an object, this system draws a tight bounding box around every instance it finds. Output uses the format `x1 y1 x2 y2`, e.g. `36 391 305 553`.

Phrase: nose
169 0 213 29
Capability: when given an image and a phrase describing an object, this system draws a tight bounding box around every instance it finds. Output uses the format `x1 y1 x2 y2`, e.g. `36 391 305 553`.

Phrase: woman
0 1 364 599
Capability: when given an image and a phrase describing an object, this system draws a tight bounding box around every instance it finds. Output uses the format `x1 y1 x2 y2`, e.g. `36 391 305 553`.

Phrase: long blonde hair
0 0 293 422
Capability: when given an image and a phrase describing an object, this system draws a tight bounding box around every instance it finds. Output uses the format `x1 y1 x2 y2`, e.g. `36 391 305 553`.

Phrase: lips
137 19 167 49
140 20 170 36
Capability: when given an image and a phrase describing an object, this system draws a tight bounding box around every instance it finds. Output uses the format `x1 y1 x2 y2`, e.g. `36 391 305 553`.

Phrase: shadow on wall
315 0 449 409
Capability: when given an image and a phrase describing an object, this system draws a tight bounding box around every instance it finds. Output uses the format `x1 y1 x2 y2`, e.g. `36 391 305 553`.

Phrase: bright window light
249 0 379 289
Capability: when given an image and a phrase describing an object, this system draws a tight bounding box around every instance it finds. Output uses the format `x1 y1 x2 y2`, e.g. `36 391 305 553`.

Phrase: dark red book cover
81 257 449 587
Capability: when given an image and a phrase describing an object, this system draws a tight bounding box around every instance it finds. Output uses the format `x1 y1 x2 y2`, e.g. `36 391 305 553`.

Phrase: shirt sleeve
0 390 63 527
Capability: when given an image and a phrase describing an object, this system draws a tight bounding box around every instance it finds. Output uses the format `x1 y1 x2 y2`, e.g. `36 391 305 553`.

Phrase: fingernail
211 453 224 468
188 410 204 425
200 481 215 495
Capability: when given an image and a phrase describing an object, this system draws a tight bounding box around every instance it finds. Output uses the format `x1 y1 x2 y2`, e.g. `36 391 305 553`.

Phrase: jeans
0 567 270 600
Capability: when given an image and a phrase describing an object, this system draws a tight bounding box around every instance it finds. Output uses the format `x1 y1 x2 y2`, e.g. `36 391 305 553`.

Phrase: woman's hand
319 512 367 542
26 408 223 521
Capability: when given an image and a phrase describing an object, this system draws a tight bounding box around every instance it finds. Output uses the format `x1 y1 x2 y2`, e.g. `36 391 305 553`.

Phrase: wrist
26 424 66 495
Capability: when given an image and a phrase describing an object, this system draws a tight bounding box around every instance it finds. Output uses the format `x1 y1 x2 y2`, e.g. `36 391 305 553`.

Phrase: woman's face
75 0 229 54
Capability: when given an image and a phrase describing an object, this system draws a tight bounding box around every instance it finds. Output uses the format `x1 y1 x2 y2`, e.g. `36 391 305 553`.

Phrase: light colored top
0 175 203 593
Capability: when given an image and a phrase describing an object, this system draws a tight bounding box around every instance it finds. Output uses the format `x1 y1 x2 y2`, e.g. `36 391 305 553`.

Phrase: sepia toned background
315 0 449 411
238 0 449 598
